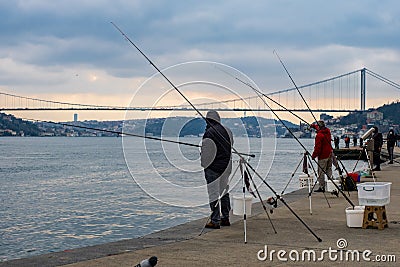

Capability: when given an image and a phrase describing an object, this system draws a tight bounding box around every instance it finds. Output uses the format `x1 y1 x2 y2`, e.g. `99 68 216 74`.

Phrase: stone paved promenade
2 161 399 267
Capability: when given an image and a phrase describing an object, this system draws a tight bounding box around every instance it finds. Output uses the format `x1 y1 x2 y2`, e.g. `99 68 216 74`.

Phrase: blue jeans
205 168 231 224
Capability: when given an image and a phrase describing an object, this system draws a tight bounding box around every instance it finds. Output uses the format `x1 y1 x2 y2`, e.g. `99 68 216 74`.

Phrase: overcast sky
1 0 399 121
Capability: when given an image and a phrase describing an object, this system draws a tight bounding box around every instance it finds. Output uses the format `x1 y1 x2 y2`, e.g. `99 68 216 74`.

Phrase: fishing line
217 67 355 208
273 51 355 180
111 22 322 242
22 117 255 158
215 65 310 126
273 50 318 123
111 21 257 164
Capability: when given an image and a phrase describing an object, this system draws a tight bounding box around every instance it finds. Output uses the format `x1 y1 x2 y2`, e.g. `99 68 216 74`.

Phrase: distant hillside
337 111 366 125
0 113 42 136
0 113 299 138
141 116 298 137
337 101 400 127
377 102 400 125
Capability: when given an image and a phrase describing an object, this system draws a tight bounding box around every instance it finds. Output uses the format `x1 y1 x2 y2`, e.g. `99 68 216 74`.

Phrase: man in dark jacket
311 120 333 192
372 126 383 171
201 110 233 229
387 129 397 164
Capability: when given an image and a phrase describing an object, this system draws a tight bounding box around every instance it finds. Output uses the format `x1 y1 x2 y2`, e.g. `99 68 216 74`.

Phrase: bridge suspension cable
365 69 400 90
0 68 398 112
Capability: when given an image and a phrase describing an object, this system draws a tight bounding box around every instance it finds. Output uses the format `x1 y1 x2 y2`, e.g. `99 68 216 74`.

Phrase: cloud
0 0 400 121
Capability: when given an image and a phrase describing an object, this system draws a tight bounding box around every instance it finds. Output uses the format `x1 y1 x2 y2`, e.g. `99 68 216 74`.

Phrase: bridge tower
361 68 366 111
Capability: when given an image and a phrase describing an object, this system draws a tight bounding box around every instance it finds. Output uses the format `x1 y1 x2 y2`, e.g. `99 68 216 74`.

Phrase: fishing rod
215 65 310 126
273 53 373 182
111 22 262 162
248 81 354 207
273 50 318 123
219 64 347 198
111 22 322 242
220 62 350 187
273 51 355 184
219 63 351 187
217 67 355 208
25 118 255 158
111 22 276 236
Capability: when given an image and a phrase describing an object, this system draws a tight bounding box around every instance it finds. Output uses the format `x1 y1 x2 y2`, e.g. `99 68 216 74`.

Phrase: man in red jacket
311 120 333 192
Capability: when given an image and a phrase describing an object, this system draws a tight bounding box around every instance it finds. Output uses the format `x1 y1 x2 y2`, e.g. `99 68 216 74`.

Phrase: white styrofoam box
357 182 392 206
345 206 365 227
326 179 341 192
299 174 314 188
232 195 253 216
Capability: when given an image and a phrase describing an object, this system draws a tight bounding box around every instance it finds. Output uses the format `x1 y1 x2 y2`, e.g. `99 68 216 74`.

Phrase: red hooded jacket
311 127 333 160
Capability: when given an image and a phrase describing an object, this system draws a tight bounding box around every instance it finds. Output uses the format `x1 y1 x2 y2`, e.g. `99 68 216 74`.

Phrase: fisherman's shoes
221 218 231 226
205 222 220 229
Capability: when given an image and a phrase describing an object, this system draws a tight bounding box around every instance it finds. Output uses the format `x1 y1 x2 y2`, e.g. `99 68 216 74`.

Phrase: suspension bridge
1 68 399 113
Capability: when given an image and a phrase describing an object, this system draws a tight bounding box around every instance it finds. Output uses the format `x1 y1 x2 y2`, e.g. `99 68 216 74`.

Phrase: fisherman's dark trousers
205 168 231 224
388 146 394 162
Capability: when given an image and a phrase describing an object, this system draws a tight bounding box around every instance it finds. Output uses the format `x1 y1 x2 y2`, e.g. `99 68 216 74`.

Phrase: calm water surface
0 137 359 261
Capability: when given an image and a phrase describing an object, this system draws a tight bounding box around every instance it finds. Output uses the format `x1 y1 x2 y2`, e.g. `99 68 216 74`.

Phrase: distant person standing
201 110 233 229
311 120 333 192
344 136 350 148
366 133 375 169
353 135 358 147
387 129 397 164
334 136 340 149
372 126 383 171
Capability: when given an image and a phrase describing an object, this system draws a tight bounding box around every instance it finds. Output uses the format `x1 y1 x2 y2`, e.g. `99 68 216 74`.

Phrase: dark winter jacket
373 132 383 151
387 130 397 148
201 120 233 174
311 127 333 160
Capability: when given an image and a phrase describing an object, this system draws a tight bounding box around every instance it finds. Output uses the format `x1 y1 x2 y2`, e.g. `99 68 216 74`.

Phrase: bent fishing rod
24 118 255 158
218 68 355 209
111 22 322 242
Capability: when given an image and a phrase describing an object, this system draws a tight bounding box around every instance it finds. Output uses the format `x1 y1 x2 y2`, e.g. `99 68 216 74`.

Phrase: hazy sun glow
90 74 98 81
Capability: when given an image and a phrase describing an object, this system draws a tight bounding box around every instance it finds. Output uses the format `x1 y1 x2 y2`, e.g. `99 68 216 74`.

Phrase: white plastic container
299 174 314 188
232 195 253 216
326 179 341 192
357 182 392 206
345 206 365 227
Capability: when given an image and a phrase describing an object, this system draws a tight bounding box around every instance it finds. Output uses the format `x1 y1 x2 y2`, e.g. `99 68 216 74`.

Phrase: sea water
0 137 359 261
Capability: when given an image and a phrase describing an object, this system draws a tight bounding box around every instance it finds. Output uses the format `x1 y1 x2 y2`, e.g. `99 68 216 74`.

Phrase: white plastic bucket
299 174 314 188
345 206 365 228
326 179 341 192
232 195 253 216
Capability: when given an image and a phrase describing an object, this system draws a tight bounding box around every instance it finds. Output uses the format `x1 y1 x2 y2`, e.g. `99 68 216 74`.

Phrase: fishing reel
266 196 278 213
